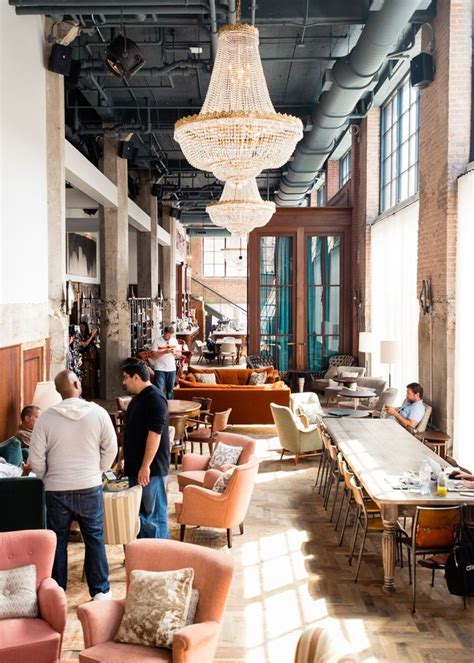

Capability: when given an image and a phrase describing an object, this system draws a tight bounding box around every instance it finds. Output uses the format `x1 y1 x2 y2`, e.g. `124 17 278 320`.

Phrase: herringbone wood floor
62 427 473 661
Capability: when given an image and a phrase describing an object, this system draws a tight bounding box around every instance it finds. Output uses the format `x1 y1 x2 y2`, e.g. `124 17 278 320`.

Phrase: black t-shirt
123 385 170 477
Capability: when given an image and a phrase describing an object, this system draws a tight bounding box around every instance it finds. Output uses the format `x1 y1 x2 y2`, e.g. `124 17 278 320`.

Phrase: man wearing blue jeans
148 326 180 400
122 359 170 538
29 370 117 599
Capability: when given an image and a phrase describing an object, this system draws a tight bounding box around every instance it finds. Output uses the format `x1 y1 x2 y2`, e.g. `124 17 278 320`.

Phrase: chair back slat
414 505 461 548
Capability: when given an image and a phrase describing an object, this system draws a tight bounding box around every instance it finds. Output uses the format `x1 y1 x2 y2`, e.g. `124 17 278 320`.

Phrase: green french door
307 235 341 371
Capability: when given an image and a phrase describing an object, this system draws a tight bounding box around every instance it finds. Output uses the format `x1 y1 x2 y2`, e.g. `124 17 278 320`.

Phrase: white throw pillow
340 371 359 378
0 564 38 619
195 373 217 384
212 467 236 493
299 403 323 425
324 366 339 379
248 371 267 385
208 442 242 469
115 568 194 649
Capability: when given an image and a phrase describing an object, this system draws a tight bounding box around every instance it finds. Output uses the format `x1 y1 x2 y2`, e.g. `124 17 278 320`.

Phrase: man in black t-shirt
122 359 170 538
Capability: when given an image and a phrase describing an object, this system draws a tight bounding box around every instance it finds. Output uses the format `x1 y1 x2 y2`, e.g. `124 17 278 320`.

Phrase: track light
105 35 145 79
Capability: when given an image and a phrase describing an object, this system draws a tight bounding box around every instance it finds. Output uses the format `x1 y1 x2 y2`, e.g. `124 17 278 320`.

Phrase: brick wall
325 160 340 200
417 0 472 434
189 237 247 305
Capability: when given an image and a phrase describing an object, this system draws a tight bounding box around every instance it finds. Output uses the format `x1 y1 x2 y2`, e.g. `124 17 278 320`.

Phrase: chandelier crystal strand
174 18 303 181
206 179 276 236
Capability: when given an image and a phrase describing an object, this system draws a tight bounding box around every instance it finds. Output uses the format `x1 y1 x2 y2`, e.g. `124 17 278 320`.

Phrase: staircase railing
191 277 247 326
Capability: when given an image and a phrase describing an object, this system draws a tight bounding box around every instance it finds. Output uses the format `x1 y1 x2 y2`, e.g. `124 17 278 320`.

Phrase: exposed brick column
325 160 340 202
352 110 380 364
417 1 472 434
137 172 160 333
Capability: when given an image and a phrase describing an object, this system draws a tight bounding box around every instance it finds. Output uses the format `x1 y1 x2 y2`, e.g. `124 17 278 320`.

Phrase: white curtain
370 200 419 404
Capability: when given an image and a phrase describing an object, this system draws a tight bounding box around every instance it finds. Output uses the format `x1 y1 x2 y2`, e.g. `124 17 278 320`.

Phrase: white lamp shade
380 341 400 364
359 332 376 353
32 381 61 411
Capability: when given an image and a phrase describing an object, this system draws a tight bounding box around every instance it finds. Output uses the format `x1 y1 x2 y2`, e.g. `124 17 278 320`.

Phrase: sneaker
93 590 113 601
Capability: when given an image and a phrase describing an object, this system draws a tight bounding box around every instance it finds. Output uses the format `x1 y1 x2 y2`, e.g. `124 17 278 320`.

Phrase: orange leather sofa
173 366 290 424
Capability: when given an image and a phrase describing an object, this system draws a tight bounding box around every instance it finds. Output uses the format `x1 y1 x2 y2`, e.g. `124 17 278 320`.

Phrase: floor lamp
359 332 376 376
380 341 400 388
32 381 62 410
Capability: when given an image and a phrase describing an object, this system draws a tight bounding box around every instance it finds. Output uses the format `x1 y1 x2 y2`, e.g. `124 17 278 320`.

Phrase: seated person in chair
16 405 41 448
386 382 425 430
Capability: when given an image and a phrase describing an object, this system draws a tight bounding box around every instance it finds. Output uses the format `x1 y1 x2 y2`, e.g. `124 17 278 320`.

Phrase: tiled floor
61 426 473 662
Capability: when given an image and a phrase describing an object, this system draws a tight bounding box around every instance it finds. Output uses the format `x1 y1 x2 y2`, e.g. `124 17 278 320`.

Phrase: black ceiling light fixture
104 13 145 79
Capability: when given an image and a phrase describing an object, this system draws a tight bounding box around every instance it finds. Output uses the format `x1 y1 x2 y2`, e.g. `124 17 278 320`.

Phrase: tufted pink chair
177 432 256 492
77 539 234 663
0 529 67 663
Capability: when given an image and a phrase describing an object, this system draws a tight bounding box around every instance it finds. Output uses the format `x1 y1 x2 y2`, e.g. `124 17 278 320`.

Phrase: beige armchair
271 403 323 464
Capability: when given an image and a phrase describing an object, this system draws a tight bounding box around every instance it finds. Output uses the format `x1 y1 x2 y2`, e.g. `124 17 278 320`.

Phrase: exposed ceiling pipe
275 0 422 207
81 58 210 76
14 5 226 15
208 0 218 60
13 0 217 6
250 0 256 26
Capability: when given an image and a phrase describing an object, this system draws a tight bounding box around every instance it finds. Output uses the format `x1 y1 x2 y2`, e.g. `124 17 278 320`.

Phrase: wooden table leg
381 504 398 592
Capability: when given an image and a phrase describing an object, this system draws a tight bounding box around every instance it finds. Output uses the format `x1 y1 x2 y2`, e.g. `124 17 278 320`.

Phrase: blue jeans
46 486 110 597
155 370 176 400
129 475 169 539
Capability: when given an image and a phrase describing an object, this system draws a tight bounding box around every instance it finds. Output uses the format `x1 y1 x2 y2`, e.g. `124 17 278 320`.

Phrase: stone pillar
136 172 160 336
100 132 130 399
417 2 472 435
161 206 177 325
45 20 68 377
352 109 380 363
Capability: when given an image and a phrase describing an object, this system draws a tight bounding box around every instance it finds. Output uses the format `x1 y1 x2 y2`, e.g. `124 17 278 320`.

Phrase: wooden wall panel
0 345 21 441
23 347 44 406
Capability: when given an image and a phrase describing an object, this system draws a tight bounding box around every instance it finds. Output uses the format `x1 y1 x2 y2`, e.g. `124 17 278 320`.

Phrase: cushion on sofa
0 437 23 467
324 366 339 379
195 373 217 384
0 564 38 619
248 371 267 385
209 442 242 469
212 467 236 493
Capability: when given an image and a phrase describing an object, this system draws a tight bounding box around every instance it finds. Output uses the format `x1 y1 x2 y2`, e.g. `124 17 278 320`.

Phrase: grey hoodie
29 398 117 491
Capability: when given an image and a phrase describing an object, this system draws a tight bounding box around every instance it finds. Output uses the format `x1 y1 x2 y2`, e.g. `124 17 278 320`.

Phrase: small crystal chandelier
174 2 302 182
206 179 275 236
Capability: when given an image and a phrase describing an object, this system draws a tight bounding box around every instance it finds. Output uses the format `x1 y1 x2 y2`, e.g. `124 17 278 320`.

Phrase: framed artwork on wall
66 232 100 283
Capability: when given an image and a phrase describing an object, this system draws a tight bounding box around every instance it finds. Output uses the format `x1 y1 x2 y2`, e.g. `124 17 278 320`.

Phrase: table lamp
32 381 62 410
359 331 376 375
380 341 400 388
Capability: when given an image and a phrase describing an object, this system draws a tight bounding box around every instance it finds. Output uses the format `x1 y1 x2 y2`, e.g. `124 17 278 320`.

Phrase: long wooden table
324 418 474 592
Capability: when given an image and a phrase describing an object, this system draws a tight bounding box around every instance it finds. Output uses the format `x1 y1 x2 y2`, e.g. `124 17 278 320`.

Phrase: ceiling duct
274 0 423 207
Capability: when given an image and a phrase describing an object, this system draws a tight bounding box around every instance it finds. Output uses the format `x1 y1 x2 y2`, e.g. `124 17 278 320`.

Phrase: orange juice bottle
437 470 447 497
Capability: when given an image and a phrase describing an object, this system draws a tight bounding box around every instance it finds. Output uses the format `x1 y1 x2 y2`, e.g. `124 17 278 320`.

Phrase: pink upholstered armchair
0 529 67 663
77 539 234 663
177 431 256 492
176 455 259 548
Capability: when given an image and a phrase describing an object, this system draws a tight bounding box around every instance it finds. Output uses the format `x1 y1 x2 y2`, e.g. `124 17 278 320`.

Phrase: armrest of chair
297 413 310 428
173 621 220 663
77 599 126 647
203 468 224 489
186 418 211 427
181 454 210 472
178 485 226 523
37 578 67 636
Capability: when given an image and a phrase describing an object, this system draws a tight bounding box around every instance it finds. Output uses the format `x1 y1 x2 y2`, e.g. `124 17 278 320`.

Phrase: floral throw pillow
208 442 242 469
248 371 267 385
195 373 217 384
115 568 194 649
0 564 38 619
299 403 323 425
212 466 236 493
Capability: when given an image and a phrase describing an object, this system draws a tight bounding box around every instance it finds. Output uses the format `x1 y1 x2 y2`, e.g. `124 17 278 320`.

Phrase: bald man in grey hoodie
29 370 117 600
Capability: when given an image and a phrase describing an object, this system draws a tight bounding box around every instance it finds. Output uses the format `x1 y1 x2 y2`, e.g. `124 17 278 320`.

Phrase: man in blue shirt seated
386 382 426 429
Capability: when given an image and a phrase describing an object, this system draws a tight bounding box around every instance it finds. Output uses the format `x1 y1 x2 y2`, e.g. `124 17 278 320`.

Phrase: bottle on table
418 459 431 495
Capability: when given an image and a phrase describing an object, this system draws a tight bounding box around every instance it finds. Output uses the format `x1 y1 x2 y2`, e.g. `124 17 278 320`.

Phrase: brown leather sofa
173 366 290 424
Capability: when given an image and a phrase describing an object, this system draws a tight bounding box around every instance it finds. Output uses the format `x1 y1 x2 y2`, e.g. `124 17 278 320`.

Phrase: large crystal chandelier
174 4 302 182
206 179 275 236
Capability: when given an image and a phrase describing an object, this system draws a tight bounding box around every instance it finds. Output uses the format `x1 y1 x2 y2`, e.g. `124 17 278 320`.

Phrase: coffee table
337 388 375 410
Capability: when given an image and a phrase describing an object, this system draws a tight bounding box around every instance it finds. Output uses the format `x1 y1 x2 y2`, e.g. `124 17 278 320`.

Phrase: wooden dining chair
399 505 462 612
186 408 232 454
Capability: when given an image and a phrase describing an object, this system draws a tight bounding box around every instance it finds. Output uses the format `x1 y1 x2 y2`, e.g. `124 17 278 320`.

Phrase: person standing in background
148 325 181 400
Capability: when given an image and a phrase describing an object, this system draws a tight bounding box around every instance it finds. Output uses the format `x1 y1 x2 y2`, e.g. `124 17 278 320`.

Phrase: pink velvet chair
77 539 234 663
176 455 259 548
177 431 256 492
0 529 67 663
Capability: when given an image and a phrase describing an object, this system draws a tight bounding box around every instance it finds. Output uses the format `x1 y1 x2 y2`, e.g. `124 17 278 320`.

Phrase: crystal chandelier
174 4 302 182
206 179 275 236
